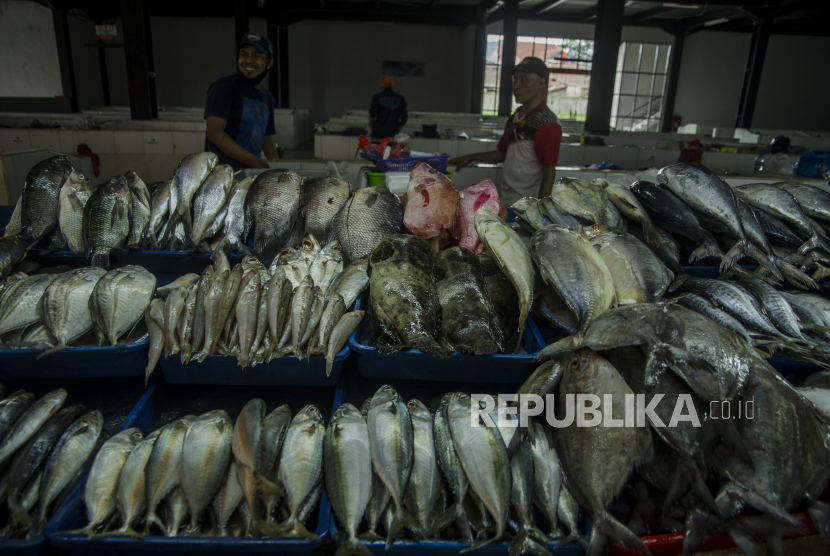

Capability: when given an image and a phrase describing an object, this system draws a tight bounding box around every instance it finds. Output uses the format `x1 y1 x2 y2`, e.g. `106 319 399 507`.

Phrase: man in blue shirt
204 33 280 171
369 76 408 140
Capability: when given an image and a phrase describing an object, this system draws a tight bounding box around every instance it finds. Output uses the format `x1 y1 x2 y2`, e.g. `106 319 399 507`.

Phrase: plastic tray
47 381 333 556
159 343 349 387
328 369 591 555
348 296 546 384
375 154 449 173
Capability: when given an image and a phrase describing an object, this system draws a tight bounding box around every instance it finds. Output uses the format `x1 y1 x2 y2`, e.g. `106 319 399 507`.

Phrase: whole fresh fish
775 182 830 222
113 430 160 537
191 164 233 245
0 236 28 280
448 392 511 546
181 410 233 532
291 274 314 359
310 241 343 294
333 186 404 265
40 267 106 355
478 253 521 352
124 171 151 249
245 170 303 259
177 283 199 361
300 287 325 349
452 180 501 252
403 163 458 252
278 405 325 539
738 278 806 340
232 398 266 535
278 247 310 289
508 438 552 556
531 226 615 334
0 274 57 336
431 392 472 542
83 176 132 269
549 177 606 224
259 405 291 480
674 293 753 345
538 197 583 229
235 273 261 368
145 416 191 534
147 180 172 247
368 235 450 358
20 155 73 246
162 485 189 537
435 247 502 354
73 428 142 535
91 266 156 346
512 197 554 233
324 403 373 556
266 271 292 352
4 196 22 237
597 179 660 246
404 399 441 535
303 177 351 243
310 294 345 356
325 258 368 308
0 391 35 445
167 152 218 240
144 299 165 385
223 176 255 254
367 385 419 547
213 460 243 536
325 311 364 376
533 285 579 337
301 234 322 267
528 423 563 540
37 410 103 528
194 269 228 361
58 171 97 254
475 208 533 351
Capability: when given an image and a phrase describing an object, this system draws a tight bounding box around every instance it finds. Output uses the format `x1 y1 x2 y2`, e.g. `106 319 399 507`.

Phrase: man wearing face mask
449 57 561 206
204 33 280 171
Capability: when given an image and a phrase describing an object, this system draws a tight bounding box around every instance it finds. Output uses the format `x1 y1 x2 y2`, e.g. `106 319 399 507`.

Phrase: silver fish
147 180 172 247
213 460 243 536
181 410 233 532
310 241 343 294
83 176 132 269
291 275 314 359
40 267 106 355
125 171 151 249
404 399 441 535
58 171 98 254
21 155 73 245
326 311 364 377
89 266 155 346
144 298 165 386
301 234 322 267
245 170 303 259
278 247 310 289
325 258 368 309
112 430 160 537
191 164 233 245
0 274 58 336
145 416 191 534
223 176 255 254
311 294 345 357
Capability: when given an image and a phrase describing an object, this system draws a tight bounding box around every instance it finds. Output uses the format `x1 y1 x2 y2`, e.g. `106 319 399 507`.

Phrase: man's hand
448 150 506 173
448 154 475 172
206 116 269 169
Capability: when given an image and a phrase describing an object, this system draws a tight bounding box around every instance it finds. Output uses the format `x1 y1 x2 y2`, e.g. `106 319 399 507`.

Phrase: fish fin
534 334 579 362
145 511 169 535
508 531 553 556
798 233 827 255
715 483 800 527
334 537 374 556
663 456 718 516
8 495 33 529
806 500 830 544
408 335 454 359
681 508 712 556
459 537 499 553
589 511 651 556
772 256 819 290
688 238 722 265
557 531 590 551
645 343 721 402
666 272 690 293
642 220 662 249
36 342 67 359
812 263 830 282
275 517 320 541
159 211 180 247
385 507 424 550
430 502 473 542
91 247 111 270
93 525 144 539
742 242 782 281
256 474 285 498
715 417 754 468
719 239 748 273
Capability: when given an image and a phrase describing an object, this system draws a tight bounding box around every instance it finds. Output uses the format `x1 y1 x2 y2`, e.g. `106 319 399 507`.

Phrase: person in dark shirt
369 76 408 140
204 33 280 171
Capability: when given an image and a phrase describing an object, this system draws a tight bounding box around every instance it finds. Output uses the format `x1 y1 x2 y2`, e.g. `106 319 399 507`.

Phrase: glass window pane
653 75 666 96
650 97 663 117
637 73 653 96
617 96 635 118
641 44 657 73
620 73 637 96
657 45 671 74
623 43 641 72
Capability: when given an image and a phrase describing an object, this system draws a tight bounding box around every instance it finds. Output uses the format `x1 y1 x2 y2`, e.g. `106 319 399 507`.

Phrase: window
481 35 593 120
610 42 671 132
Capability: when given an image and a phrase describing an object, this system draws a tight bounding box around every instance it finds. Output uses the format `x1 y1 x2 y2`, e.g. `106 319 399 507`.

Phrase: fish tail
534 334 579 362
689 238 722 265
334 536 374 556
743 242 783 281
508 530 553 556
642 220 661 249
36 343 67 359
768 256 817 289
408 336 454 359
8 495 33 529
681 508 712 556
666 272 690 293
557 531 590 551
325 355 334 377
429 502 473 542
276 515 320 541
91 247 111 270
589 511 651 556
385 506 423 550
159 211 181 247
94 524 143 539
145 510 169 535
719 239 750 273
460 537 500 553
807 500 830 544
256 474 285 498
812 263 830 282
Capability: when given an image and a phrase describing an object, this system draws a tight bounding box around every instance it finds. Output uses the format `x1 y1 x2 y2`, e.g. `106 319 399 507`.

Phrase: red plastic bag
356 135 392 162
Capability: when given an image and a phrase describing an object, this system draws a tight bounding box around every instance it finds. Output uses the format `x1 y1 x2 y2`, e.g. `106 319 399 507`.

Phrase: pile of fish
144 244 368 381
68 399 323 539
0 265 155 353
526 303 830 556
0 387 107 540
328 384 586 556
367 208 532 358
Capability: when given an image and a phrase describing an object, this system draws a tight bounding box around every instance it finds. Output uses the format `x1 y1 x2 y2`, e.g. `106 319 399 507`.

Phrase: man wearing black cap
449 56 561 206
204 33 280 171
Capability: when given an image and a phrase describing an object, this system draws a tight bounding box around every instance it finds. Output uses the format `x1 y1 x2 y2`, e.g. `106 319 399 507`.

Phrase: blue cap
238 33 273 57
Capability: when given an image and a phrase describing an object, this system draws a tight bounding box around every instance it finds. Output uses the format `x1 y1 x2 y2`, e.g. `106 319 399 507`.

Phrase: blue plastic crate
375 154 449 173
46 381 333 556
26 250 244 279
349 295 546 384
0 338 149 380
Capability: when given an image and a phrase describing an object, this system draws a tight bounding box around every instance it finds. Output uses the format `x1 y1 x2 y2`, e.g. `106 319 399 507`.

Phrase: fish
673 293 753 345
235 273 261 368
303 177 352 243
325 258 369 308
216 264 244 350
368 235 450 358
223 176 256 255
162 485 189 537
58 171 98 254
404 399 441 535
177 283 199 361
112 430 160 537
403 163 458 253
213 460 244 536
301 234 322 267
147 180 172 247
278 247 310 289
326 311 364 376
579 225 672 305
181 410 233 533
144 298 165 386
90 266 156 346
549 177 606 224
367 385 420 547
0 391 35 445
478 253 521 352
0 274 58 336
323 403 373 556
164 152 218 242
4 196 22 237
20 155 73 246
738 278 806 340
72 428 142 536
245 170 303 259
508 437 553 556
300 287 325 350
277 405 325 539
435 247 503 354
775 181 830 222
266 271 292 353
528 423 563 541
83 176 132 269
310 241 343 294
310 294 345 357
124 171 151 250
531 226 615 335
333 186 404 265
533 285 580 337
39 267 106 356
448 392 511 547
430 392 472 542
37 410 103 528
538 197 583 229
475 208 534 351
0 236 28 281
452 180 501 252
597 179 660 246
260 404 292 526
145 416 191 534
291 275 314 359
512 198 554 233
231 398 267 535
194 269 228 361
191 164 233 245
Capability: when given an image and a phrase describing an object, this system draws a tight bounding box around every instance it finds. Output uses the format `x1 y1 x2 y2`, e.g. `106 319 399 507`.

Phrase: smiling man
449 56 562 206
204 33 280 171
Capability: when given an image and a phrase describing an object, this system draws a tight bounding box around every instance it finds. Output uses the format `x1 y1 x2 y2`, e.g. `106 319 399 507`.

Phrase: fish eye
407 401 416 408
308 407 316 412
459 394 469 400
280 250 290 256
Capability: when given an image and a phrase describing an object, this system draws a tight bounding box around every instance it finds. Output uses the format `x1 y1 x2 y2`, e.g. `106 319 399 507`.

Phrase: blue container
0 339 149 380
328 369 591 555
348 296 546 384
375 154 449 174
159 344 349 387
47 381 333 556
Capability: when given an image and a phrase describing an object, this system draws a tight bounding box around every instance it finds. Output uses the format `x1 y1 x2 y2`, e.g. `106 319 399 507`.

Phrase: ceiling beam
533 0 569 15
626 5 676 23
580 6 598 20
